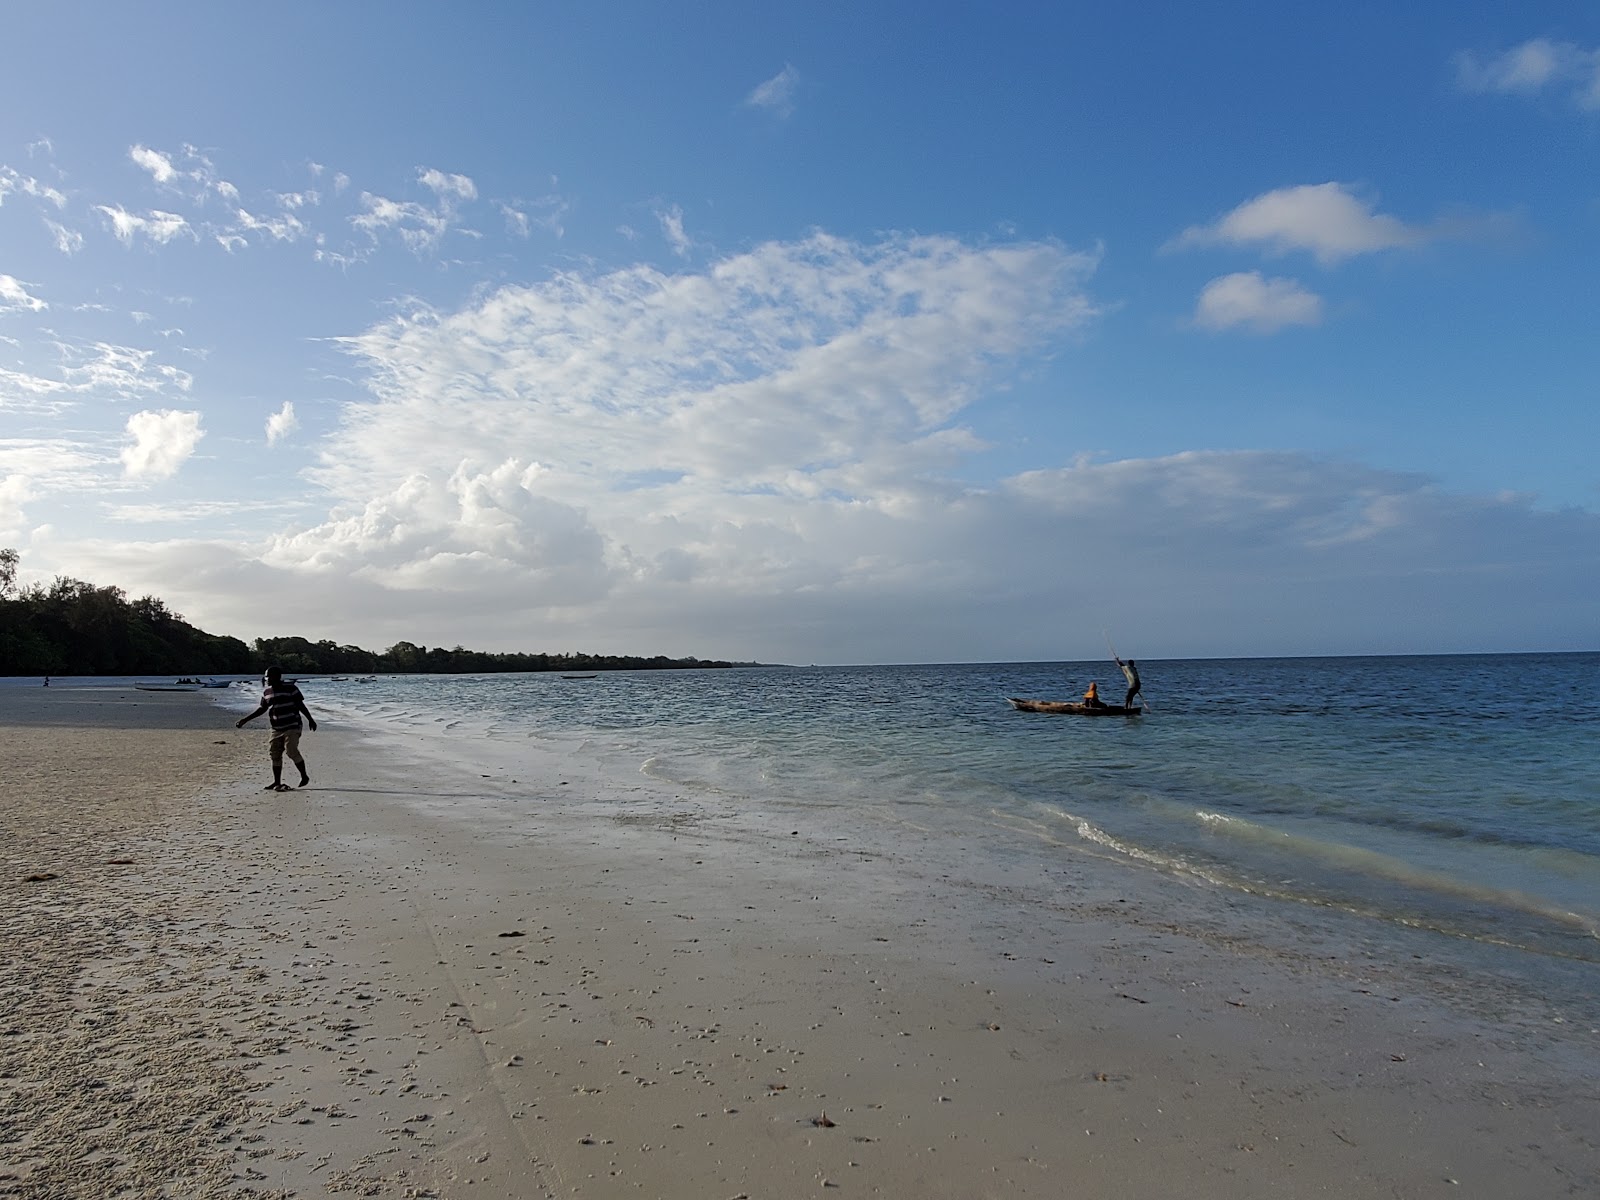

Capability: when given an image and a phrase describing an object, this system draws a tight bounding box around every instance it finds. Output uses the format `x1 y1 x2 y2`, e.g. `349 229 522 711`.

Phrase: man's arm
296 695 318 732
236 702 267 728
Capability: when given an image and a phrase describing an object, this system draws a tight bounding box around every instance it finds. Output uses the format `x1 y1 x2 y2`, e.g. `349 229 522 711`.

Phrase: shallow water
244 653 1600 972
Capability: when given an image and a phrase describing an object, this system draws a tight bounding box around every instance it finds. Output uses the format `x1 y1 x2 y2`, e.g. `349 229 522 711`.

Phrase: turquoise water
275 652 1600 969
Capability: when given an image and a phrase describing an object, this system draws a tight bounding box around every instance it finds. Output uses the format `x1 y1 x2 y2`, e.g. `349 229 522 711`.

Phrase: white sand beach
2 684 1595 1199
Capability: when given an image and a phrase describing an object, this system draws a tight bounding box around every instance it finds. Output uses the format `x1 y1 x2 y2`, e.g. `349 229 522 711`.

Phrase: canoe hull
1007 697 1142 716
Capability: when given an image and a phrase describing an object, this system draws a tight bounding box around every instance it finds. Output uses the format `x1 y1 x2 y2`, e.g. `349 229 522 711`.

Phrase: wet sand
2 683 1596 1198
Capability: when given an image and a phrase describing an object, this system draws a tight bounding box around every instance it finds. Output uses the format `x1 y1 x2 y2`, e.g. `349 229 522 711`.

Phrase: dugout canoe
1007 697 1142 716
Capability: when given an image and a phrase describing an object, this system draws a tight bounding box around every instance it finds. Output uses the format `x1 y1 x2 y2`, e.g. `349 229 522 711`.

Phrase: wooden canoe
1007 697 1142 716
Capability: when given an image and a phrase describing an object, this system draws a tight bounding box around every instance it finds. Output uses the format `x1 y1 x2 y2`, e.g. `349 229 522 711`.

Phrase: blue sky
2 3 1596 664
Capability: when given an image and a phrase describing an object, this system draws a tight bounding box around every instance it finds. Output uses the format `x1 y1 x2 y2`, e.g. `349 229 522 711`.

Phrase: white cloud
0 274 48 313
419 168 477 201
127 143 241 206
353 194 452 253
746 64 801 117
60 341 193 398
1 166 67 209
0 471 32 537
45 220 83 255
266 401 298 446
96 204 194 246
120 409 203 479
233 206 309 243
48 446 1600 664
498 192 568 240
1457 38 1600 109
1 439 114 488
499 203 532 238
130 144 178 183
657 204 690 257
1193 271 1323 333
241 232 1098 618
1171 183 1427 265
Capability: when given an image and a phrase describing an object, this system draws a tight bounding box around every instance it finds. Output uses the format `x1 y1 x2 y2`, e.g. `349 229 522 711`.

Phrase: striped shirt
261 682 306 731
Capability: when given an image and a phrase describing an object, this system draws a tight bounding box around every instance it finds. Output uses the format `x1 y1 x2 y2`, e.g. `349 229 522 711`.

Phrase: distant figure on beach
42 676 48 687
1083 680 1106 709
1114 655 1141 708
236 666 317 791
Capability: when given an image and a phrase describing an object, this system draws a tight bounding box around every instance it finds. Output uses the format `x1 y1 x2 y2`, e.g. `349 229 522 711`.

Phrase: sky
1 2 1597 666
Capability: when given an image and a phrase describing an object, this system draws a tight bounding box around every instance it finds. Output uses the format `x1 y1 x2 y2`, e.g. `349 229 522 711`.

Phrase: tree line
0 549 750 677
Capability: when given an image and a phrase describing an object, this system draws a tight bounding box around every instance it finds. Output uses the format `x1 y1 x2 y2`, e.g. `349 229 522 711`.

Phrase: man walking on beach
236 666 317 791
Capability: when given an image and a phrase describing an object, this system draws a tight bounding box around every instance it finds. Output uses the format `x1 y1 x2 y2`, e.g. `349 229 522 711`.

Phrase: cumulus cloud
266 401 298 446
225 231 1098 631
1170 183 1428 265
0 470 32 537
1457 38 1600 109
1193 271 1323 333
120 409 203 479
746 64 801 116
51 446 1600 664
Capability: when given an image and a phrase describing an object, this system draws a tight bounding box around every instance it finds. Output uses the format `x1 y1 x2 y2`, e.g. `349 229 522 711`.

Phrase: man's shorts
269 728 303 764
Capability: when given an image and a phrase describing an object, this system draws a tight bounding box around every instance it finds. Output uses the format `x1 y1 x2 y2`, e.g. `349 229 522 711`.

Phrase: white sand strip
3 684 1596 1199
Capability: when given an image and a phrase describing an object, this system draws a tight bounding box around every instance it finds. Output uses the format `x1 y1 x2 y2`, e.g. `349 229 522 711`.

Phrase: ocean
27 652 1598 1015
279 654 1600 969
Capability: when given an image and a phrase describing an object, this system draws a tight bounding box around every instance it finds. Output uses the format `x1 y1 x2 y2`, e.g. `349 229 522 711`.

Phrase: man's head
265 666 283 683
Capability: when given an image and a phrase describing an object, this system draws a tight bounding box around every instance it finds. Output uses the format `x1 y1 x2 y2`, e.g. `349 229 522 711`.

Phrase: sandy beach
2 684 1596 1199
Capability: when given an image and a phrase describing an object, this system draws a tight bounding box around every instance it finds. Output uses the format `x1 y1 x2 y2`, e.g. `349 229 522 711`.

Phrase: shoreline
3 685 1596 1197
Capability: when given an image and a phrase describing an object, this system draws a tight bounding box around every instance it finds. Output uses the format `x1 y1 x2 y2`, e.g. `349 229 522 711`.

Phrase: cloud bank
29 230 1592 662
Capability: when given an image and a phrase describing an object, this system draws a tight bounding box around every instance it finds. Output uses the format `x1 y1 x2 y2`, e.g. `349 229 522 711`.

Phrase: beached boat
1007 697 1142 716
560 673 599 680
201 679 232 688
135 682 202 692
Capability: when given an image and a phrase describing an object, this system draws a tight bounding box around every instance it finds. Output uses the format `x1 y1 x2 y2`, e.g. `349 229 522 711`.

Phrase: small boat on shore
1007 697 1142 716
560 673 599 680
135 677 233 691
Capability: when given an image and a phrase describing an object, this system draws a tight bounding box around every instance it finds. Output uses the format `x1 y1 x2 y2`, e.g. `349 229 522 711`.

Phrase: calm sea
24 653 1595 999
266 653 1600 972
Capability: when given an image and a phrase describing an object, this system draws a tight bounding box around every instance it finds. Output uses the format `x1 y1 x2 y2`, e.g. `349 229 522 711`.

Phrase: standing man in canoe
1114 654 1142 709
236 666 317 791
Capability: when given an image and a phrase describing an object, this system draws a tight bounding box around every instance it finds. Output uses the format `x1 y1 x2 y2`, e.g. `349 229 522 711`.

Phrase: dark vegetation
0 549 747 677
